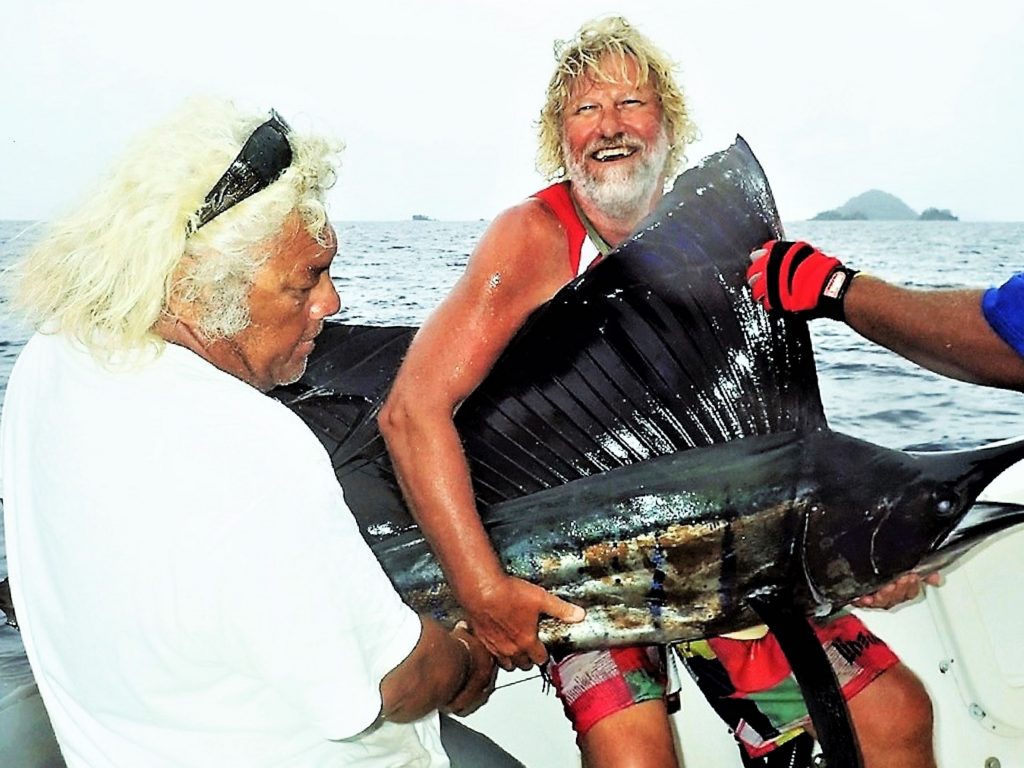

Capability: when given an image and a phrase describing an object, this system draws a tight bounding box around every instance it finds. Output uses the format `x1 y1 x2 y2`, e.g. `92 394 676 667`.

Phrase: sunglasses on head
189 109 293 233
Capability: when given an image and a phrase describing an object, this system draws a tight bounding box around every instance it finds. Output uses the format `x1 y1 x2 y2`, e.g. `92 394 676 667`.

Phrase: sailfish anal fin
748 593 863 768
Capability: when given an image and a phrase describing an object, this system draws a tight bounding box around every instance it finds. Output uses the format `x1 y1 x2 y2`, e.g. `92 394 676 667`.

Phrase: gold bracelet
454 635 473 657
447 634 473 704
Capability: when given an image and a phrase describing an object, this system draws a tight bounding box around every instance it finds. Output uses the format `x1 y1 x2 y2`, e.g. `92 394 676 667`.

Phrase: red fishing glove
746 240 858 320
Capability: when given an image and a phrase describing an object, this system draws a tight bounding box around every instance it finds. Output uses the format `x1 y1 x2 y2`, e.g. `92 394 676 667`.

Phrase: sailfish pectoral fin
747 593 863 768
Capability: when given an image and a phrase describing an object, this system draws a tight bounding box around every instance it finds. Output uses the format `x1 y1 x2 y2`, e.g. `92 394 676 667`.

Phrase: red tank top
531 182 591 277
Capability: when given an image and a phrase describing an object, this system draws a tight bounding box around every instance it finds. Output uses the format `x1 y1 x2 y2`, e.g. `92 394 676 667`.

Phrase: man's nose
311 276 341 320
598 107 624 138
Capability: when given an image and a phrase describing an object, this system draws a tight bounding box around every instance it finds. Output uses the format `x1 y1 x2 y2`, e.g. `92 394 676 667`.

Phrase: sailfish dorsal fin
275 137 826 538
456 137 826 508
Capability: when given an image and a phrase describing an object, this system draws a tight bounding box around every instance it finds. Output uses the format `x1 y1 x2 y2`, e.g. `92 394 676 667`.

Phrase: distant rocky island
918 207 958 221
812 190 957 221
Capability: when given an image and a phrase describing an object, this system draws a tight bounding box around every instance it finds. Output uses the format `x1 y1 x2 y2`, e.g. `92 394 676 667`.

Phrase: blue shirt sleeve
982 273 1024 358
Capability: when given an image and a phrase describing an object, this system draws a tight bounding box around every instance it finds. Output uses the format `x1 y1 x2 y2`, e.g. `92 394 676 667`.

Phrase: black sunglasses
189 109 293 233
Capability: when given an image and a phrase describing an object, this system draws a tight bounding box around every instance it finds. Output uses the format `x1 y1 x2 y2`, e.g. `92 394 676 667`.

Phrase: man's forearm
379 405 505 601
844 277 1024 388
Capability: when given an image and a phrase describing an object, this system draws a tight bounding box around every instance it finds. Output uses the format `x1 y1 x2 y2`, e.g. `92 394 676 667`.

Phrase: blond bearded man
381 17 935 768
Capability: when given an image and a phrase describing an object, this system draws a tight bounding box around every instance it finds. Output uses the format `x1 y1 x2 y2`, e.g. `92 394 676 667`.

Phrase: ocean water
1 217 1022 699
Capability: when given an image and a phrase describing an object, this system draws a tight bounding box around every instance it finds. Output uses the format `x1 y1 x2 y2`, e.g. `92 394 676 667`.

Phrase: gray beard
563 128 669 221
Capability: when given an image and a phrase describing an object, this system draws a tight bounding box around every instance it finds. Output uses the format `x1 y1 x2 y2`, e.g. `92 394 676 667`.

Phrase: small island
918 207 958 221
812 190 957 221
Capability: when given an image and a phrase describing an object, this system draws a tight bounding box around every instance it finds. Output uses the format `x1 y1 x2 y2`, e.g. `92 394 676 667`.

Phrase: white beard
563 127 669 220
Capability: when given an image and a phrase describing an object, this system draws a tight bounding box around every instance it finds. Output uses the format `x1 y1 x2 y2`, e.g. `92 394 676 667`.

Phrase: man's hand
747 240 858 320
461 574 585 671
443 623 499 717
853 572 942 609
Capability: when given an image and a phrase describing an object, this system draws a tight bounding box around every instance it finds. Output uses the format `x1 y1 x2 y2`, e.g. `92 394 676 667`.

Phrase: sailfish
270 137 1024 766
3 138 1022 766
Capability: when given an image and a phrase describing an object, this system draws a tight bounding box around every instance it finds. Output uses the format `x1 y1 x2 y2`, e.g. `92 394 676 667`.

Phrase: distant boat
411 214 433 221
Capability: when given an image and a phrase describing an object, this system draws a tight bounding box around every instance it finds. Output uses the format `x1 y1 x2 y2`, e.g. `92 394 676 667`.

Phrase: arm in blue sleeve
982 273 1024 359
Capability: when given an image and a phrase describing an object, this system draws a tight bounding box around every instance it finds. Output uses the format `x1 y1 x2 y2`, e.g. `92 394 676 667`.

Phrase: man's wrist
821 266 860 321
454 565 507 610
446 633 473 704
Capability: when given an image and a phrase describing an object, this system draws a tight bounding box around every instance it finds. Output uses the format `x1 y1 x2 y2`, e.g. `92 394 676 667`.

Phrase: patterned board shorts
547 612 898 757
677 612 900 758
547 646 667 737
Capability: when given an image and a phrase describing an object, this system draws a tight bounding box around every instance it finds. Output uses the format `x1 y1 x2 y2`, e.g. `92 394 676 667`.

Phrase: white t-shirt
0 333 448 767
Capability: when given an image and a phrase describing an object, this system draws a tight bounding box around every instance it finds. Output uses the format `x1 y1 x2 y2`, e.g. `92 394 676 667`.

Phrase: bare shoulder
471 197 571 284
445 197 572 314
491 196 568 242
393 197 573 402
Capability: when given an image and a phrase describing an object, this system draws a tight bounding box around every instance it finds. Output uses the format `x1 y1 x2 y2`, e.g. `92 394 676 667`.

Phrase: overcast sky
2 0 1022 223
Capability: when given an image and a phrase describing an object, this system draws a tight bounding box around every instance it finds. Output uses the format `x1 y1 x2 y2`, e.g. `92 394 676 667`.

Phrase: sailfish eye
931 486 958 517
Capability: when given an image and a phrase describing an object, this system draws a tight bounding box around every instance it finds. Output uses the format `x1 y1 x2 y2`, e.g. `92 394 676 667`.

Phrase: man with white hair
0 99 518 767
380 17 936 768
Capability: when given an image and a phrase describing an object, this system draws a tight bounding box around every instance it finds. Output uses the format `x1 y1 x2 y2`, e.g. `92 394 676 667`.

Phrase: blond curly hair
537 16 697 182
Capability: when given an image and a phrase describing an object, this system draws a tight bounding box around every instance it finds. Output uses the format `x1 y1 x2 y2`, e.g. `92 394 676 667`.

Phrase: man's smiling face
561 54 668 217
